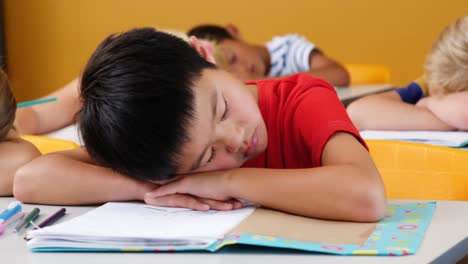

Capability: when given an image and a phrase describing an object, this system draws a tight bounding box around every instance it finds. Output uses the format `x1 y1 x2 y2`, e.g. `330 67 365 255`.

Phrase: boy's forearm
15 108 40 134
347 92 455 131
226 166 385 222
13 153 156 205
307 51 350 87
15 78 82 135
0 138 40 196
307 64 350 87
423 92 468 130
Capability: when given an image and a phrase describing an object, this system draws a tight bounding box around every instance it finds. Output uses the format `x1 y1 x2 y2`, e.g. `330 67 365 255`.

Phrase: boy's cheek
207 157 243 172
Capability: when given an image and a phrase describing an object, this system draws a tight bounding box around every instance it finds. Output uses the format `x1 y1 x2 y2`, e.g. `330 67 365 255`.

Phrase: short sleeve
294 83 366 167
395 82 425 104
266 34 316 77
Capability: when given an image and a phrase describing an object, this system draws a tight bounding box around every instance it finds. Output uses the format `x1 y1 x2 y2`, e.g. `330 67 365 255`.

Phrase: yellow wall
4 0 468 100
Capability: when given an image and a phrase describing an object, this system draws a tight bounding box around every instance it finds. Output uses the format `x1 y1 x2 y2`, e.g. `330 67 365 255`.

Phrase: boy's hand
144 193 242 211
144 170 242 211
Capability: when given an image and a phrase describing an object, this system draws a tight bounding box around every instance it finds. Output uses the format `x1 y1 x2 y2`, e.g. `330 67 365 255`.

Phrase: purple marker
35 208 66 229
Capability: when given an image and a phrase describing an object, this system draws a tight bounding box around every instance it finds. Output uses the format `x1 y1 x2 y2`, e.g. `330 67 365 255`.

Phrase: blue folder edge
31 202 437 256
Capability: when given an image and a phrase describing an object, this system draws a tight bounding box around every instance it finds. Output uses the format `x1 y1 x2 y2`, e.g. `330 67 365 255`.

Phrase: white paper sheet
42 124 83 146
360 130 468 148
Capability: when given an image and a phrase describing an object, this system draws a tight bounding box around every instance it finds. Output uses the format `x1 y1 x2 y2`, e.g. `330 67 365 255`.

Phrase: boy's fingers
198 198 233 211
143 194 241 212
224 199 243 209
146 182 181 198
230 200 243 209
144 194 209 211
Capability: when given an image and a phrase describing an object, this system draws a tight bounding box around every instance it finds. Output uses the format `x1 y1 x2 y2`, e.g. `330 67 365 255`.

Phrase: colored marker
0 201 22 224
35 208 66 229
0 212 25 235
14 208 40 232
17 97 57 108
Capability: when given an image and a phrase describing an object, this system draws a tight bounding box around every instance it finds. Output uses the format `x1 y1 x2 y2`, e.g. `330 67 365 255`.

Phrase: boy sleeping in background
187 23 350 86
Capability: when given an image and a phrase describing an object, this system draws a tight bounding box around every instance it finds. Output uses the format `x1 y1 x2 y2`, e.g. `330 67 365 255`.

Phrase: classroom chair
21 135 79 154
366 140 468 201
345 64 392 86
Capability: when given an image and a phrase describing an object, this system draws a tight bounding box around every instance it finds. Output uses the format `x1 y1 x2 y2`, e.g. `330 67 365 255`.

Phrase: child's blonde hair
425 16 468 95
0 70 16 141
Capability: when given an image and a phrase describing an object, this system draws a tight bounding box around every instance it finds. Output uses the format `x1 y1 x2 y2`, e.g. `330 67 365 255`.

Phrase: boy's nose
222 125 247 154
226 140 242 153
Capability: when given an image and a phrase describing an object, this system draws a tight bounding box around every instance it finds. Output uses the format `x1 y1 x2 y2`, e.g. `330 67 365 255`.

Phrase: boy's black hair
187 24 233 43
79 28 215 181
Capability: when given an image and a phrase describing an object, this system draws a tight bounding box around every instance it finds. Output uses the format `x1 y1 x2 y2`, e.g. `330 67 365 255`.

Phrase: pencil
36 208 66 229
17 97 57 108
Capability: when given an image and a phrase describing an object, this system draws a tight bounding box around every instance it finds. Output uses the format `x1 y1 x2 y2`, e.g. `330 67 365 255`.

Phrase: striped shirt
266 34 316 77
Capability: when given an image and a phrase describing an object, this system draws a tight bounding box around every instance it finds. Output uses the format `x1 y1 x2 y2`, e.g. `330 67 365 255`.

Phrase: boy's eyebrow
190 88 218 171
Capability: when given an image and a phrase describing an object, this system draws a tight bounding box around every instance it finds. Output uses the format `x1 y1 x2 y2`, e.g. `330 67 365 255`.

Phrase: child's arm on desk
13 147 239 209
416 90 468 131
307 51 350 87
146 132 386 222
15 78 82 135
0 130 40 196
347 91 455 131
13 148 156 204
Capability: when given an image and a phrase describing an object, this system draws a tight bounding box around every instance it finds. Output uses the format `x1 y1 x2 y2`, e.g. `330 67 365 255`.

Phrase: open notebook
27 202 436 256
28 203 255 250
360 130 468 148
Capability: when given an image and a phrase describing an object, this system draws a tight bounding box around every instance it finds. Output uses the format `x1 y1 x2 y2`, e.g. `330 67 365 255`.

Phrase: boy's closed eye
205 96 230 166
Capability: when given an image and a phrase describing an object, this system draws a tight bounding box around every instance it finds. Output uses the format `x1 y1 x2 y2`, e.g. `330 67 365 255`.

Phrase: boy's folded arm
307 51 350 87
347 91 455 131
418 90 468 131
15 78 82 135
0 135 40 196
227 132 386 222
13 147 157 205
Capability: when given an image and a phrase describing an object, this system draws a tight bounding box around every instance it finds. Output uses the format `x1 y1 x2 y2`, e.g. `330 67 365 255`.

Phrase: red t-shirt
242 74 365 169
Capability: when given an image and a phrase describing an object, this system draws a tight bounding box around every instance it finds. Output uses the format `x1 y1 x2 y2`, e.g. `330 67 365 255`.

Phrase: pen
14 208 40 232
17 97 57 108
0 201 23 224
0 212 25 235
35 208 66 229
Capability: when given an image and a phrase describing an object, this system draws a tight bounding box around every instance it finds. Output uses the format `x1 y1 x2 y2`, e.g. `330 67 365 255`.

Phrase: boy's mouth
245 128 258 157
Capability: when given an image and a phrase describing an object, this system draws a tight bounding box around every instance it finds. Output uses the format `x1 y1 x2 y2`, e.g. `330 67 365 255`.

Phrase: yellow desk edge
366 139 468 201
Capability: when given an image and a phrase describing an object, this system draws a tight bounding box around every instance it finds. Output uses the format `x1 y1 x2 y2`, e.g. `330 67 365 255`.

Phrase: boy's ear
189 36 217 64
225 23 242 40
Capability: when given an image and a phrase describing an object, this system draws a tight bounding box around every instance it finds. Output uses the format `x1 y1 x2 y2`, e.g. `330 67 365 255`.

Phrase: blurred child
0 70 40 195
187 23 350 86
347 16 468 131
15 28 385 222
